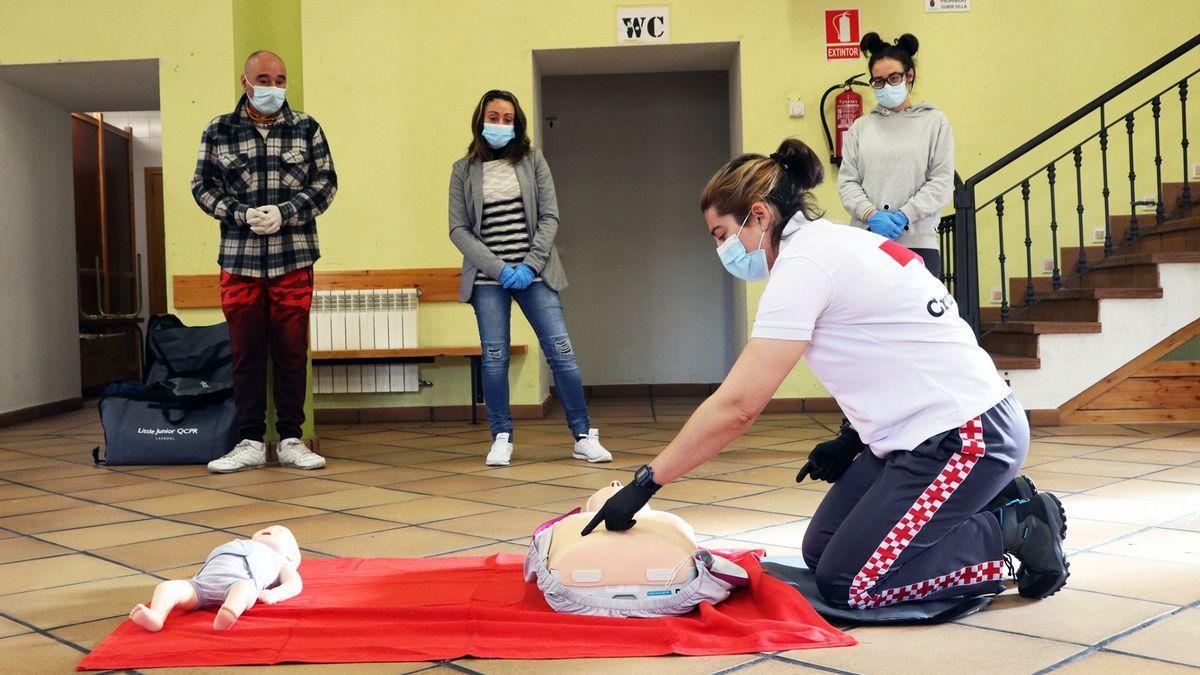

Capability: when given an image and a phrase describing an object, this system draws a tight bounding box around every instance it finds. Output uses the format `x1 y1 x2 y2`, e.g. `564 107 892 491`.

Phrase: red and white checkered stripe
861 560 1006 607
848 417 1002 609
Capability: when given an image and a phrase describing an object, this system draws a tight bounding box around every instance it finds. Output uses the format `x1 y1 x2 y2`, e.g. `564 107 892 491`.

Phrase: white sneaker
486 433 514 466
208 439 266 473
277 437 326 470
572 428 612 463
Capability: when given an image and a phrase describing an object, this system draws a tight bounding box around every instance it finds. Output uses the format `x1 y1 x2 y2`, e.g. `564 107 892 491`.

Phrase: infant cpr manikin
524 482 750 617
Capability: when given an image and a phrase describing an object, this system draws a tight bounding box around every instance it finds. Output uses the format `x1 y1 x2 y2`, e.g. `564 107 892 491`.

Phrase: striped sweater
475 159 541 285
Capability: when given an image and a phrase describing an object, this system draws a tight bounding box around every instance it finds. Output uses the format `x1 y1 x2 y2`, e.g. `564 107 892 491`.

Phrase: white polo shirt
750 213 1011 456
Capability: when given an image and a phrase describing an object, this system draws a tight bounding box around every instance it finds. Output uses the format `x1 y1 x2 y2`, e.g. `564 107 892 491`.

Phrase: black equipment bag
94 314 238 466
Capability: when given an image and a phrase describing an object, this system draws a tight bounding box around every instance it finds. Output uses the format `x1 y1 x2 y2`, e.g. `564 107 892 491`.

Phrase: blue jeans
469 282 591 438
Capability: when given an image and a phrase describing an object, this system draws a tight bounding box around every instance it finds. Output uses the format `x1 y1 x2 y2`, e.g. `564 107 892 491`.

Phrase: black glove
796 419 866 484
580 482 655 535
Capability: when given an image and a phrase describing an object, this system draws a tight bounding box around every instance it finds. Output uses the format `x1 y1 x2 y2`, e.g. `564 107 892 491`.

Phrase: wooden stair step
1003 298 1097 322
983 321 1102 335
1161 183 1198 214
1148 214 1200 233
1089 251 1200 269
1032 287 1163 301
990 353 1041 370
981 330 1039 358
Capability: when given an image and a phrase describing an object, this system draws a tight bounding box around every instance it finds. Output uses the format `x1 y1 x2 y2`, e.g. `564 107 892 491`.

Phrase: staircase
949 35 1200 421
982 182 1199 372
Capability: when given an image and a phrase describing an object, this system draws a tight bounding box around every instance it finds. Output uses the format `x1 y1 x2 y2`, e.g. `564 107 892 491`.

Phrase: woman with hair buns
838 32 954 279
582 138 1069 610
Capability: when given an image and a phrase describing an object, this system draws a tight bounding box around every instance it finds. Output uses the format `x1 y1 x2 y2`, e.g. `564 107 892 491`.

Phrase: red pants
219 266 314 442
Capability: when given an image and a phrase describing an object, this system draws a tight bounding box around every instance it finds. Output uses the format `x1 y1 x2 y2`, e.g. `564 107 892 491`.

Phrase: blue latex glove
888 210 910 230
509 264 536 290
498 265 519 288
867 210 904 240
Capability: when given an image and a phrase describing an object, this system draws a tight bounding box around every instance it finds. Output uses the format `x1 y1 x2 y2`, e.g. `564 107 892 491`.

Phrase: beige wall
0 80 80 414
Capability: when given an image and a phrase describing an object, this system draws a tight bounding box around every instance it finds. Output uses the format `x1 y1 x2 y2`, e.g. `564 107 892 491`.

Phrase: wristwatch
632 464 662 494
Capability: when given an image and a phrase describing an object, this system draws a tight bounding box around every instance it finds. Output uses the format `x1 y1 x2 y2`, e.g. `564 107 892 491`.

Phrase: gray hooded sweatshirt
837 102 955 250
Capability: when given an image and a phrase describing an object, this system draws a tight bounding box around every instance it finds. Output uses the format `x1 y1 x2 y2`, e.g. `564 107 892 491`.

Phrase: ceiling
0 58 160 111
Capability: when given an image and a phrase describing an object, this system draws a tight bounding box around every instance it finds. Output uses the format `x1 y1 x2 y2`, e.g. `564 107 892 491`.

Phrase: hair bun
859 31 887 56
894 33 920 56
772 138 825 191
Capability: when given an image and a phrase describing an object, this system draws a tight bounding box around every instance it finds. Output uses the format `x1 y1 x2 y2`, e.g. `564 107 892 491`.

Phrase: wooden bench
173 268 528 424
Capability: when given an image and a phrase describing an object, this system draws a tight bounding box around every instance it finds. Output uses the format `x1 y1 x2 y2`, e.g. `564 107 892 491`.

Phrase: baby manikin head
252 524 301 569
585 481 651 514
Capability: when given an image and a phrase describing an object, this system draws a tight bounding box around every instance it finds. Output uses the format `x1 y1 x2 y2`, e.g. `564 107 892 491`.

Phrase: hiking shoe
208 439 266 473
486 432 514 466
572 428 612 463
985 474 1067 537
277 438 326 470
998 492 1069 598
984 474 1039 512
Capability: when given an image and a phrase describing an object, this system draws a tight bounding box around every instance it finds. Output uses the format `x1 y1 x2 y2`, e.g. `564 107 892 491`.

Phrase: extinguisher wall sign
834 87 864 159
825 9 861 60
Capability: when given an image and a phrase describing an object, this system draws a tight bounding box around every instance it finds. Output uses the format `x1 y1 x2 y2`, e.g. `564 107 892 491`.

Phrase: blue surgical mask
482 123 516 149
874 80 909 109
716 212 769 281
248 83 286 115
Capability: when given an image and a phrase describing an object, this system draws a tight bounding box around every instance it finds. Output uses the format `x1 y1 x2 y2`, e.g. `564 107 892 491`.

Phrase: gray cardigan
448 150 567 302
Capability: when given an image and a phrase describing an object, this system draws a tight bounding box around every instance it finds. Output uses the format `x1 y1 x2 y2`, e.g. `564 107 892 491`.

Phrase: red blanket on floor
78 551 853 670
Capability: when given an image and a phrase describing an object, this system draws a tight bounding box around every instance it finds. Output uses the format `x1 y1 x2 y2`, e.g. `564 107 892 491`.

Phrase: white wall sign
927 0 970 12
617 6 670 44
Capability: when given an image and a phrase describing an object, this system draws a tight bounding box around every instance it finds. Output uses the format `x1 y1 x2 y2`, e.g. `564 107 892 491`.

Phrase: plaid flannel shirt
191 95 337 278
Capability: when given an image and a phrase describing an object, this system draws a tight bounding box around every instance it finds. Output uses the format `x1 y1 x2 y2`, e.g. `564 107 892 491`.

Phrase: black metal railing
952 34 1200 335
936 172 965 294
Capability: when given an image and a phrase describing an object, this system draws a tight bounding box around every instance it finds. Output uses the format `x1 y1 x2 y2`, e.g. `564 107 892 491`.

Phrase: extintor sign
825 9 861 60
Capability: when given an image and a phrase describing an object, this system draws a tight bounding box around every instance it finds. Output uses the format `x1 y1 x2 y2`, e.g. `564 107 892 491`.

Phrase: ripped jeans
469 282 591 438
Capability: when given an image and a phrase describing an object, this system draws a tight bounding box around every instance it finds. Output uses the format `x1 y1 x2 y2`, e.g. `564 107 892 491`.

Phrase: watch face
634 465 651 484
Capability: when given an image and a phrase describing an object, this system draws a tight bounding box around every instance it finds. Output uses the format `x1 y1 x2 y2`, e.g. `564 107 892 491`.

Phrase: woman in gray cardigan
837 33 954 279
448 89 610 467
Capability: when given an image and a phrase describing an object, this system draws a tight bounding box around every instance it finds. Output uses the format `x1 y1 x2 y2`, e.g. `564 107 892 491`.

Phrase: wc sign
617 6 670 44
825 9 861 60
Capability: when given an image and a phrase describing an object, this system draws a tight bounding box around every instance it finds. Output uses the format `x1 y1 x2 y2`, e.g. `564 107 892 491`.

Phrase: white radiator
312 288 420 393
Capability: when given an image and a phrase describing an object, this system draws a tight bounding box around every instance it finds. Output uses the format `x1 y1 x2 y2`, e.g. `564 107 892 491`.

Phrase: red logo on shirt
879 241 921 267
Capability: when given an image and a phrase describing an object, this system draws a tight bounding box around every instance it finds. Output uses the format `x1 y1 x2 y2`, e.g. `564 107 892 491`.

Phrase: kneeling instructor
583 138 1068 610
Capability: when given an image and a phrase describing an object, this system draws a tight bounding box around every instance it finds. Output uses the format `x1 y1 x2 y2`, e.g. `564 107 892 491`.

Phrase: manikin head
585 481 654 515
252 524 301 569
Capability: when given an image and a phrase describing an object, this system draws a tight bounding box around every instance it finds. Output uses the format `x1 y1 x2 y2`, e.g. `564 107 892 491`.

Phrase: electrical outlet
1042 258 1054 273
1194 162 1200 179
1138 194 1157 212
990 287 1002 303
788 98 805 118
1093 227 1107 242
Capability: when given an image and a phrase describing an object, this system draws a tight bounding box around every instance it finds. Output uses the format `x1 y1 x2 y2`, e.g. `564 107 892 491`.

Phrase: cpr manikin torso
547 483 699 597
525 482 750 617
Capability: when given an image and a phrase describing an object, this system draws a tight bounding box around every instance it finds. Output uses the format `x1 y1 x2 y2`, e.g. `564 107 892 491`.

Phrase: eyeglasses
869 72 907 89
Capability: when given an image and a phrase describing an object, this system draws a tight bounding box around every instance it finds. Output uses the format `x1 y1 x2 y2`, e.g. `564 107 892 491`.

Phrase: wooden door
145 168 166 315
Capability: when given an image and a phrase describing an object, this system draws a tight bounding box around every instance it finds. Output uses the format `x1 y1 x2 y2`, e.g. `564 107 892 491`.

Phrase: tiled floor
1 397 1198 674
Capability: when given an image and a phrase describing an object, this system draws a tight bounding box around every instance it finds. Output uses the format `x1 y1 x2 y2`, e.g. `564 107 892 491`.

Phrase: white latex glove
245 206 267 227
248 204 282 235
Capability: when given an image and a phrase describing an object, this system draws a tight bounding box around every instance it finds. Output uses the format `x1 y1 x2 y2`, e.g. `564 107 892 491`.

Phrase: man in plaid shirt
191 50 337 474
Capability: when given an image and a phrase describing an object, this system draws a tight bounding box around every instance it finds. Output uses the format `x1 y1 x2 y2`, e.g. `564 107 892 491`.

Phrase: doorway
536 43 741 388
0 58 161 407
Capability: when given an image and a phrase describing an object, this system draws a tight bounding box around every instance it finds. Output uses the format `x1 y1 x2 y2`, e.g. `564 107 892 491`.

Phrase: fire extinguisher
834 87 862 159
820 74 870 166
